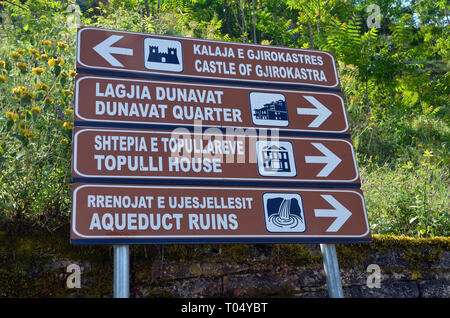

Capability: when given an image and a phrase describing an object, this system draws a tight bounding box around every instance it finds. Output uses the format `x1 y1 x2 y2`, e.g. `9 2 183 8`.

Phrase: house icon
260 145 292 173
147 46 180 64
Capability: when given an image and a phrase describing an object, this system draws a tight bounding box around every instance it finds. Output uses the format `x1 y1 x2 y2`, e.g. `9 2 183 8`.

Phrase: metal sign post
113 245 130 298
320 244 344 298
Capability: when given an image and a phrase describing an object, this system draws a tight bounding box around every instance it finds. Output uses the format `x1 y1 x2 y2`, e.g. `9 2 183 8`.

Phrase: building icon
147 46 180 64
256 141 296 177
249 92 289 127
260 145 291 173
253 99 288 121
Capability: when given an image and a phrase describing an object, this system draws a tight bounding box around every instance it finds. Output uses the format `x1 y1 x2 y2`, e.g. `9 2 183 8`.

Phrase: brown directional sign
76 27 339 89
72 127 360 185
71 183 371 244
75 75 349 135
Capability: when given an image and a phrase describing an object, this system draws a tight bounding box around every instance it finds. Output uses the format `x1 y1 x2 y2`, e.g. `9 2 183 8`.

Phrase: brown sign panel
71 183 371 244
72 127 360 185
76 27 339 89
75 75 349 135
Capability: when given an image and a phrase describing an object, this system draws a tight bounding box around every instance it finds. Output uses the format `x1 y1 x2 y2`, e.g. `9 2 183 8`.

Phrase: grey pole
113 245 130 298
320 244 344 298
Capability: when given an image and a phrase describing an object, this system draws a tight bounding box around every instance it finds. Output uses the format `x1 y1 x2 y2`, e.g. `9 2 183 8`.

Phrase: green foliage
0 1 76 224
0 0 448 238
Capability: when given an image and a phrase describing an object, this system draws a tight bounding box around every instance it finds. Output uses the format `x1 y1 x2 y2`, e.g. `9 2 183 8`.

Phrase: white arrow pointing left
296 96 332 128
314 195 352 232
304 143 342 177
93 35 133 67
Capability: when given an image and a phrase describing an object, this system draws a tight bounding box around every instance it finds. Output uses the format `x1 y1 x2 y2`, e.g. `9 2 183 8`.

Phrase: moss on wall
0 219 448 298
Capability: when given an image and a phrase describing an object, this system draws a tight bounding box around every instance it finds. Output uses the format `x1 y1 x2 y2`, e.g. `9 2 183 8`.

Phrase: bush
0 1 75 226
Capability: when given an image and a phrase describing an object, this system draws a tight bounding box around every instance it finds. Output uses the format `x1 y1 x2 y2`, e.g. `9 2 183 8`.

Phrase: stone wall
0 223 448 298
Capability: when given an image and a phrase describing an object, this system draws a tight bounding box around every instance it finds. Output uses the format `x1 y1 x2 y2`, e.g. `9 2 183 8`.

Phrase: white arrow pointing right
314 195 352 232
304 143 342 177
93 35 134 67
296 96 332 128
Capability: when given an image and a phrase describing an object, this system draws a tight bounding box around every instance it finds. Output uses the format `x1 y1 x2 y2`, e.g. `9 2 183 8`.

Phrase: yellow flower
68 70 77 77
369 123 375 127
423 150 434 157
12 86 25 94
28 48 39 57
57 57 64 66
32 67 45 75
10 52 21 59
18 121 25 129
12 86 30 99
61 89 73 97
16 48 25 55
36 82 50 91
6 112 19 121
48 58 57 67
374 155 379 160
0 75 7 83
63 122 73 130
369 116 376 121
64 109 74 116
0 60 5 68
21 129 35 138
418 144 423 148
40 53 49 60
17 62 27 70
31 106 41 114
44 96 54 105
12 86 33 101
57 42 69 50
40 40 52 46
61 138 69 144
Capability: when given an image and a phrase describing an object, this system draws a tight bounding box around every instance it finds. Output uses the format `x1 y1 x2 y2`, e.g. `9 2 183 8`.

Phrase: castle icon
144 38 183 72
147 46 180 65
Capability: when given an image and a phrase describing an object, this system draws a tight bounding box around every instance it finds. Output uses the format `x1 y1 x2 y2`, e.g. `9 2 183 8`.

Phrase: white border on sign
72 128 360 183
72 184 370 239
74 76 349 134
77 27 340 89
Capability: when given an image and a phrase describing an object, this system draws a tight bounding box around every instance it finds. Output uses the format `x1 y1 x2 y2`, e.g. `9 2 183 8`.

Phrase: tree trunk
308 24 314 49
317 0 321 35
252 0 257 43
240 0 247 42
144 0 150 17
